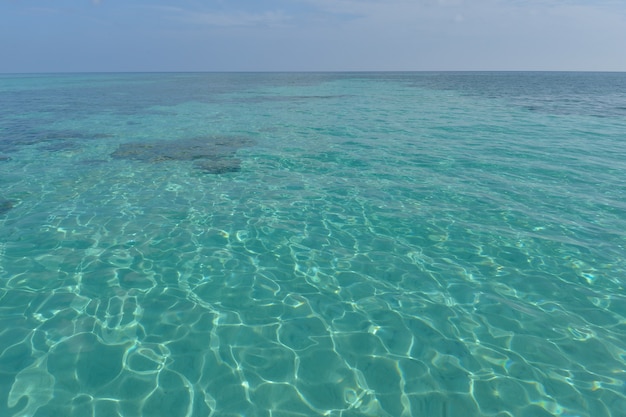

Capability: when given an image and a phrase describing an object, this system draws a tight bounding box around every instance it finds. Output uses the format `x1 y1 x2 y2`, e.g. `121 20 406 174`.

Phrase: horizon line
2 69 626 76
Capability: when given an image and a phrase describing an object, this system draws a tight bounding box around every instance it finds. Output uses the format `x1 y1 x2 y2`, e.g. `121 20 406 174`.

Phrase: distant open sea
1 72 625 417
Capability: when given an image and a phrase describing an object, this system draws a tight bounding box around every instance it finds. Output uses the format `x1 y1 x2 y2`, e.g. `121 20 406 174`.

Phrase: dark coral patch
0 199 13 215
0 128 114 154
111 136 254 174
193 158 242 174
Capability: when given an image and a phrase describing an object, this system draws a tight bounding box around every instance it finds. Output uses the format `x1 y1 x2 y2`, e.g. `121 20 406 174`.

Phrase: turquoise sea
1 72 625 417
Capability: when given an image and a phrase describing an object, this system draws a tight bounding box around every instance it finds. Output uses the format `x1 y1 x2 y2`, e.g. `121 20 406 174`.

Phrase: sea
1 72 625 417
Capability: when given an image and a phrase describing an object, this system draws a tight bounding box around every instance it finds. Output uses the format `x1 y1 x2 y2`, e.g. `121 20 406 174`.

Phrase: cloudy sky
1 0 625 72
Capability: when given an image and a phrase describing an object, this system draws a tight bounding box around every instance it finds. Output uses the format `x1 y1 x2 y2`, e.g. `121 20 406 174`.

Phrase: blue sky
1 0 625 72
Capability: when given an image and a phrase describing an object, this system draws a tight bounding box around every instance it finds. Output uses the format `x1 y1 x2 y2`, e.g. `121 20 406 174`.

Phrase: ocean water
1 72 625 417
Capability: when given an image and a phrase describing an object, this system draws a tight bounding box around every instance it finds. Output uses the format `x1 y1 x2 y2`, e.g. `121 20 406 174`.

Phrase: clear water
1 72 626 417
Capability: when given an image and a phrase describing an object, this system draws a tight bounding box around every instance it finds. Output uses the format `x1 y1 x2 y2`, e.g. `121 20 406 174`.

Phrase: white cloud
294 0 481 26
142 5 292 28
185 10 291 27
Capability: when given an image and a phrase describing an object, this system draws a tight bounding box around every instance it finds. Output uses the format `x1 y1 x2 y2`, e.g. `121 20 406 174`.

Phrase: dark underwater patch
0 128 114 154
0 199 13 215
110 136 255 174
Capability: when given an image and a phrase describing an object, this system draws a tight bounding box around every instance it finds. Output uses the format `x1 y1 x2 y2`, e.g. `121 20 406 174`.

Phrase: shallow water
1 72 626 417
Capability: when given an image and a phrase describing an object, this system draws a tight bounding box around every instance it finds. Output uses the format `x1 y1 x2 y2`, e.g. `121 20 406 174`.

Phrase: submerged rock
0 129 114 154
111 136 254 174
0 199 13 215
193 158 242 174
0 155 10 162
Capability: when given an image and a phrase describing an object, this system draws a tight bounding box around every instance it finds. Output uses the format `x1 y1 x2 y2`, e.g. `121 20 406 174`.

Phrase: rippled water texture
1 72 626 417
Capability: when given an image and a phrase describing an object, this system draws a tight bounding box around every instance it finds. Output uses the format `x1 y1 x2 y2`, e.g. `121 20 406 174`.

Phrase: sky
1 0 625 72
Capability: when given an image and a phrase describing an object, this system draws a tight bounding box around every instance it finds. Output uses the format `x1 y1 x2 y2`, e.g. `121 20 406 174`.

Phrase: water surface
1 72 625 417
